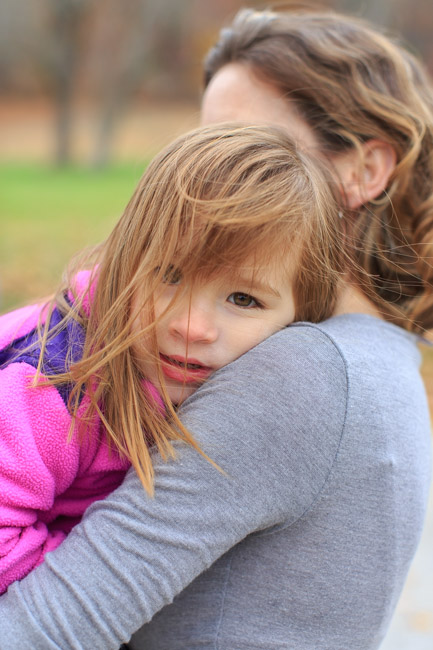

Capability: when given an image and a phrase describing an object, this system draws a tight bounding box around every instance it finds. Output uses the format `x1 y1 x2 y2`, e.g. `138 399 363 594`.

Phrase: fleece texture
0 276 130 593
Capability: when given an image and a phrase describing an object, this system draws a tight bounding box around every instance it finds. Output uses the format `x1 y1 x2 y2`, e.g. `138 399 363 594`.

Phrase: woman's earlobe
334 140 397 209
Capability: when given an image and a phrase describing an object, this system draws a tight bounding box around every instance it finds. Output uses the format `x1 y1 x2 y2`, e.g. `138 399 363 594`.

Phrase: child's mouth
159 354 213 383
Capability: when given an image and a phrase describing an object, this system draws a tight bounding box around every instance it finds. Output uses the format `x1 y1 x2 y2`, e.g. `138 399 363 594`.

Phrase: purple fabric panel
0 305 85 407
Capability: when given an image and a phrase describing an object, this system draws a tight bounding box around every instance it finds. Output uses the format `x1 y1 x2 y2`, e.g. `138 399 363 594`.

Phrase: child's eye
162 265 182 285
228 292 260 308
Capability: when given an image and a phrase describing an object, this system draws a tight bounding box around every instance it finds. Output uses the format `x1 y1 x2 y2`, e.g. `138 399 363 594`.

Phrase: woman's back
129 314 431 649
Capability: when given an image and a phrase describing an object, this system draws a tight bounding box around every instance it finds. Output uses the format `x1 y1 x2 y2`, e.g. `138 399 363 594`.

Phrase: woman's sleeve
0 325 348 650
0 363 74 593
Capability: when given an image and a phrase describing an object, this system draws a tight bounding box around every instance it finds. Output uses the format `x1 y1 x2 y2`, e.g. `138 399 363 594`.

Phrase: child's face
132 262 296 405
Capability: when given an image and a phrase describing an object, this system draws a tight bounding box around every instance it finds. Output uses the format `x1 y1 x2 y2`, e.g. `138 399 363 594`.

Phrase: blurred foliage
0 0 432 166
0 0 260 165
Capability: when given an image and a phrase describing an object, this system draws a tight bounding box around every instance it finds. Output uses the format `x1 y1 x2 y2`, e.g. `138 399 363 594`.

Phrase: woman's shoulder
199 315 351 425
182 318 351 522
218 313 426 440
275 313 421 375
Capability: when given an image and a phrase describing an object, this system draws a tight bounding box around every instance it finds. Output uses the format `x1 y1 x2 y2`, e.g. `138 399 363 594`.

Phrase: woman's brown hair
37 123 343 493
204 5 433 333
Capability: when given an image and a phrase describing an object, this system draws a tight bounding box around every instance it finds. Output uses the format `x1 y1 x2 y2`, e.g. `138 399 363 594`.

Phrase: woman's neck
333 280 383 320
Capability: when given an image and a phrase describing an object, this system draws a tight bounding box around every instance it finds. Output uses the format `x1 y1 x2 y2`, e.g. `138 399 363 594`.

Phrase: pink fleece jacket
0 276 154 593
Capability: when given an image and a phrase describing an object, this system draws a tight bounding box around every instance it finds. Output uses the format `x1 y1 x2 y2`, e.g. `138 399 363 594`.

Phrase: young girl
1 6 431 650
0 123 343 593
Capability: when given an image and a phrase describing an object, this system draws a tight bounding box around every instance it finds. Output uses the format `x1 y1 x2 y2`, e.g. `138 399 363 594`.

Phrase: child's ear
332 139 397 210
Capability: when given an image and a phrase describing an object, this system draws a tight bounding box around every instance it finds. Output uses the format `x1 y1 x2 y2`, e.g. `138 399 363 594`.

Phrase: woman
0 6 432 649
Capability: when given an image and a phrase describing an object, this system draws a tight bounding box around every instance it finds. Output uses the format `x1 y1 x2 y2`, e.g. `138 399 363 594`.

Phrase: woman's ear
332 140 397 209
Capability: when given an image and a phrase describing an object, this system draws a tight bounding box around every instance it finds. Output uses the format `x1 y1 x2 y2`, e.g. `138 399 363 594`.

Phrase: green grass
0 162 147 311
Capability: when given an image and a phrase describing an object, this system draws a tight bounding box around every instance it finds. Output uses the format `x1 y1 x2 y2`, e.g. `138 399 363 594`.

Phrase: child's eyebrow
236 277 282 298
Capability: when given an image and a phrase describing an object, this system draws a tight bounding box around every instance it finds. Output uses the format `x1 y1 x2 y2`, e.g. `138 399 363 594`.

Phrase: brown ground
0 97 200 163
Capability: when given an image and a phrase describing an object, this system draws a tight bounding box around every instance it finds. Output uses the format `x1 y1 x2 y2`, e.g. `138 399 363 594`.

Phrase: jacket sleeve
0 326 348 649
0 362 77 593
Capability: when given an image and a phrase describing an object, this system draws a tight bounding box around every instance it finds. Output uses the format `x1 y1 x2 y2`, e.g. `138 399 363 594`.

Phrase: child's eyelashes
154 268 264 309
227 292 263 309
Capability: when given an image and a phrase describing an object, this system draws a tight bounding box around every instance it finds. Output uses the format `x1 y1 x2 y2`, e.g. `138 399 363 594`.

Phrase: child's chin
169 386 198 406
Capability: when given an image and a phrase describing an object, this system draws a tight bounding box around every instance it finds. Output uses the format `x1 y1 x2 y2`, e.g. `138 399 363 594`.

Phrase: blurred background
1 0 433 309
0 1 432 647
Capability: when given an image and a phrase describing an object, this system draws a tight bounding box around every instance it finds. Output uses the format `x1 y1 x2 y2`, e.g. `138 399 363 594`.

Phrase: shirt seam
254 321 351 538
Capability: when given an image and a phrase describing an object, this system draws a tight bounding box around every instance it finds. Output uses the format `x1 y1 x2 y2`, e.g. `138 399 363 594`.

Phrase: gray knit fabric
0 314 431 650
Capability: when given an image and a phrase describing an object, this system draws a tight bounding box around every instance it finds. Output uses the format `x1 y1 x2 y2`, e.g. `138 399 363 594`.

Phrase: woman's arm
0 325 347 650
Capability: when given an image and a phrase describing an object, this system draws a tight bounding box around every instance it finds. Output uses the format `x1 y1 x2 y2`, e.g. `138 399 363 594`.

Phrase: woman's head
62 123 342 491
203 6 433 332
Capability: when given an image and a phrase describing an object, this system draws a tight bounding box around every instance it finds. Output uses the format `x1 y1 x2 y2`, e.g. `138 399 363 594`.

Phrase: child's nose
168 301 218 344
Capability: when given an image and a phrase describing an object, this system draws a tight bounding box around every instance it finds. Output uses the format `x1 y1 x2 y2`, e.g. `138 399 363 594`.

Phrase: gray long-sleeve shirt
0 314 431 649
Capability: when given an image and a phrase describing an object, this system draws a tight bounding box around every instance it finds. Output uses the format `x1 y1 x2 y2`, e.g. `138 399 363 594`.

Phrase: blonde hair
42 124 343 493
204 5 433 333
